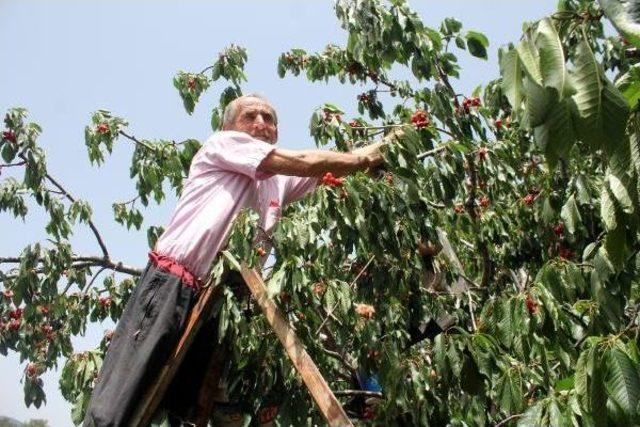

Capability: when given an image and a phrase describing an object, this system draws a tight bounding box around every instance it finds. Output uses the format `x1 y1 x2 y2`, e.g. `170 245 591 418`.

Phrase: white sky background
0 1 558 425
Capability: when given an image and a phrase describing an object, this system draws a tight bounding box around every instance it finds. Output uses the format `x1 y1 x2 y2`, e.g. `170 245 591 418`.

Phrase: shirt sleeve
281 175 320 205
206 131 277 180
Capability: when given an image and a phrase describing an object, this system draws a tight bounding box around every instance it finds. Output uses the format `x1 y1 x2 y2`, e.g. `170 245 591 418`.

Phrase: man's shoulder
206 130 252 144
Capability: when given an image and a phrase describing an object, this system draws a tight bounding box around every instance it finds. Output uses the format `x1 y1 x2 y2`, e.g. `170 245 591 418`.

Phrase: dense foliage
2 0 640 425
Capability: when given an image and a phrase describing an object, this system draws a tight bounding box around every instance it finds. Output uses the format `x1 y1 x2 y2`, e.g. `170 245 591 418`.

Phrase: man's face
225 98 278 144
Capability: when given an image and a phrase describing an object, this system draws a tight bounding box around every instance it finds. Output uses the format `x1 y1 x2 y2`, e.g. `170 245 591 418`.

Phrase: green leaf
604 226 627 268
571 41 607 148
616 65 640 108
500 48 524 119
607 174 634 213
465 31 489 59
267 268 286 297
533 97 576 168
561 194 582 234
605 345 640 420
441 17 462 35
1 141 17 163
535 18 569 96
599 0 640 48
601 79 631 158
600 185 618 231
524 77 557 128
517 38 542 84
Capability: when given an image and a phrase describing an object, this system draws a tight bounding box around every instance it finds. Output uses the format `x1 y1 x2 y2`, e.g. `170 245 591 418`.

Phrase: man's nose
253 115 266 126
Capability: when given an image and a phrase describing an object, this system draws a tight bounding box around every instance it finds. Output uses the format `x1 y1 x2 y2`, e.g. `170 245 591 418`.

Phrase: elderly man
83 94 387 427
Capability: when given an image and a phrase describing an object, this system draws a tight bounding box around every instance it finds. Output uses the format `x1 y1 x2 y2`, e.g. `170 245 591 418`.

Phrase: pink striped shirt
154 130 319 280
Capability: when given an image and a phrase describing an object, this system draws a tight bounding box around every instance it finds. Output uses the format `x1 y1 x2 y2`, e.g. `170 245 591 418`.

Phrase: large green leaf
524 77 558 128
536 18 570 97
607 173 634 213
600 0 640 48
601 79 631 158
605 345 640 420
571 41 606 148
517 38 542 84
600 185 618 231
533 97 576 168
499 48 524 118
561 194 582 234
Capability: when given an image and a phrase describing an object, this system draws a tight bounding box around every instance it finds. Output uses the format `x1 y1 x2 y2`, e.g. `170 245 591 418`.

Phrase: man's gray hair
222 93 278 128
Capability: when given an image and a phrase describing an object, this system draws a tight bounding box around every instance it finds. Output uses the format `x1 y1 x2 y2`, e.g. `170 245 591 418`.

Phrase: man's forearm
258 143 385 178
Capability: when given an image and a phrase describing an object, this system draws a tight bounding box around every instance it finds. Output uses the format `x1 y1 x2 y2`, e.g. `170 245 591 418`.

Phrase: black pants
83 261 199 427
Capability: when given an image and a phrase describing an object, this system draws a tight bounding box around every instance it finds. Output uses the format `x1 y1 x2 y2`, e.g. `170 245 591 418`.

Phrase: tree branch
18 153 111 259
0 255 142 277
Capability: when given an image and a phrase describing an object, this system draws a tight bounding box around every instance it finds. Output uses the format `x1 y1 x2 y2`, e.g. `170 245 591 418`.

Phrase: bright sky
0 1 557 425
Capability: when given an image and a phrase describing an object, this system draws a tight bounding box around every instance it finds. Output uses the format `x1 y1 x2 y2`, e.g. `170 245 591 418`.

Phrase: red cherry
363 406 376 420
357 93 371 104
454 203 465 214
495 119 503 130
8 319 21 331
321 172 344 187
525 295 539 315
411 109 430 129
9 308 23 320
348 120 360 128
559 247 573 260
187 77 197 90
99 297 112 308
2 130 16 144
96 123 110 135
26 363 39 377
279 292 292 304
38 305 49 315
477 147 489 161
479 196 490 208
523 194 536 206
552 223 565 236
42 324 53 335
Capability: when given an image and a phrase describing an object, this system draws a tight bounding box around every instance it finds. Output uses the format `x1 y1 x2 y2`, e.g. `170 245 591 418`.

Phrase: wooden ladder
130 263 353 427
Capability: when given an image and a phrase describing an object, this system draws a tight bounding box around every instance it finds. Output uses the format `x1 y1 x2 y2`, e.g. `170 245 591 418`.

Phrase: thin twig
0 161 26 168
495 413 524 427
118 130 154 151
467 290 477 332
333 390 383 398
315 255 376 335
417 144 451 160
79 266 109 295
115 194 141 207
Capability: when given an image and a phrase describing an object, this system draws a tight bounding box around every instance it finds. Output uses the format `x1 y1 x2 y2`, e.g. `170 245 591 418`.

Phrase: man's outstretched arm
257 142 386 178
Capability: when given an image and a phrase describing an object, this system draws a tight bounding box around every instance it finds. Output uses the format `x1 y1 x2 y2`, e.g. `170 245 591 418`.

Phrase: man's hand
352 126 405 173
